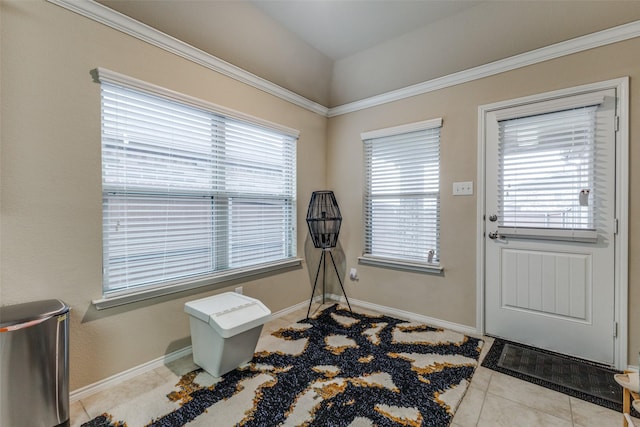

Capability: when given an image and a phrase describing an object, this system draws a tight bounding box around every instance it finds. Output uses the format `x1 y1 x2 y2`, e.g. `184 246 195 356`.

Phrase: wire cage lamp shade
306 191 342 249
305 190 351 317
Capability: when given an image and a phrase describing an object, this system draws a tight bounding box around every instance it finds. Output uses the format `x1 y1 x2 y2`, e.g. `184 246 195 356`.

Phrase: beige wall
327 38 640 363
0 1 326 390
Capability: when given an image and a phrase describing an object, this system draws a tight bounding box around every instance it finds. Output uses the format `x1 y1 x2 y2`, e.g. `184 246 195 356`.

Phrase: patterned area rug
82 304 483 426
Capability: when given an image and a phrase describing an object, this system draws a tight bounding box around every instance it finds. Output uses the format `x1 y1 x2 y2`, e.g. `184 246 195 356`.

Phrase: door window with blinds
361 119 441 270
98 75 297 298
494 91 613 241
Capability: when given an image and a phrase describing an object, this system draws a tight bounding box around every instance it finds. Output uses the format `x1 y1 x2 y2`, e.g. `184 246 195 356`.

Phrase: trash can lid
0 299 69 329
185 292 271 338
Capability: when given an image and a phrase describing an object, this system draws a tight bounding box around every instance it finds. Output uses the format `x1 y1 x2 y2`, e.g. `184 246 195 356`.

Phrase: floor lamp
306 191 352 318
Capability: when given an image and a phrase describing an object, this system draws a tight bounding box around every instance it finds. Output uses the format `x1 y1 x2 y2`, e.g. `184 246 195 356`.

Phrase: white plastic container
184 292 271 377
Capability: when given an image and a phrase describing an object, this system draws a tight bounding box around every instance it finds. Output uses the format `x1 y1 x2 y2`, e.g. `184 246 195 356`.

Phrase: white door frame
475 77 629 369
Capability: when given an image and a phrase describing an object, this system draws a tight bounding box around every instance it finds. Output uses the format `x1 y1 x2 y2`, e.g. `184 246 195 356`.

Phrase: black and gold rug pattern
83 305 483 427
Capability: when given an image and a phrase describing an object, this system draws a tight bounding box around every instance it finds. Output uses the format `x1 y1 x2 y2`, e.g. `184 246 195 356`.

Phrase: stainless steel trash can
0 299 70 427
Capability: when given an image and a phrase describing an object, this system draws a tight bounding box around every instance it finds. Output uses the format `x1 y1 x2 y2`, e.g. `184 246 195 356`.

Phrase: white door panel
499 248 590 321
484 88 617 365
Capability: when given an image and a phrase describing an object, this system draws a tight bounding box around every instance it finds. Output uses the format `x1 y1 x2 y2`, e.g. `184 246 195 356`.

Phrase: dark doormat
482 338 634 414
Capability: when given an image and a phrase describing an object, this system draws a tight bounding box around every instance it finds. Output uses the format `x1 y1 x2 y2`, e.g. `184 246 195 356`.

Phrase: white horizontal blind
101 82 296 294
498 106 598 232
363 125 440 264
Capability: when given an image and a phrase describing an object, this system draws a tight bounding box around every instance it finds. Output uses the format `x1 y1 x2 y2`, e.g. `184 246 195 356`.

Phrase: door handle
489 214 498 222
488 231 507 243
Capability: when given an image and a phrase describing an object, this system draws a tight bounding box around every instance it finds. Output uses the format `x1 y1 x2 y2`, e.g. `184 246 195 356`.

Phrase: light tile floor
70 303 637 427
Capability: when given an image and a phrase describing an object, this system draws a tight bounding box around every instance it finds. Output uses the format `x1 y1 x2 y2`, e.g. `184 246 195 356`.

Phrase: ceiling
96 0 640 108
248 0 481 60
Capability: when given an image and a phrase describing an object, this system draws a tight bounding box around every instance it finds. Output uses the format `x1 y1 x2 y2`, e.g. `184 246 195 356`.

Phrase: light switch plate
453 181 473 196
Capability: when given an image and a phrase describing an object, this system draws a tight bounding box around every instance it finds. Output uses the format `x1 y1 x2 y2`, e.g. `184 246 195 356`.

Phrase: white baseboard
69 295 490 402
70 345 192 402
70 299 314 402
325 293 480 337
269 299 313 318
71 296 640 402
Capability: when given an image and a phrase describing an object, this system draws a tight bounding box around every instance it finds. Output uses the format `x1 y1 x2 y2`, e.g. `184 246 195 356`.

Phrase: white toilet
184 292 271 377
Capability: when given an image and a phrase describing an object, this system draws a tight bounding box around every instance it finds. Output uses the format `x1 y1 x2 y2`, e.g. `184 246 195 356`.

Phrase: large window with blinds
361 119 441 270
98 75 297 299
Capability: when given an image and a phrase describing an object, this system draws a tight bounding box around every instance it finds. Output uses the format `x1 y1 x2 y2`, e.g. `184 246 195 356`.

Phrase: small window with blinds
99 80 297 298
361 119 441 270
497 105 600 241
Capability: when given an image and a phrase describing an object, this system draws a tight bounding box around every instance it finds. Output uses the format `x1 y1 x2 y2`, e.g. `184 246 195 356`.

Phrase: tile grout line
484 371 575 424
474 371 495 426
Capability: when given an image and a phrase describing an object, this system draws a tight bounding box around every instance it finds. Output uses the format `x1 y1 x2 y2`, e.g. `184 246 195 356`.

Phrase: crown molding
47 0 639 119
327 20 640 117
46 0 329 117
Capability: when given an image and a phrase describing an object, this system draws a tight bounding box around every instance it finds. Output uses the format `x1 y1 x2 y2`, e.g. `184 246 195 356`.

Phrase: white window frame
92 68 300 309
359 118 443 274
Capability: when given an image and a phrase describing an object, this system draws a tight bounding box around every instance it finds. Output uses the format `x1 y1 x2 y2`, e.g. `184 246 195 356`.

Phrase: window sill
358 256 443 275
92 258 302 310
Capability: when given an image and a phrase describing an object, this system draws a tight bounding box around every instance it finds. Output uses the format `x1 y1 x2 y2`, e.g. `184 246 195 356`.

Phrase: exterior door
484 88 617 365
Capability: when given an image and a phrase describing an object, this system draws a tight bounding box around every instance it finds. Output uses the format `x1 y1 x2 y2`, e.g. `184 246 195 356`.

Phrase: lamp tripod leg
322 249 327 305
329 251 352 313
307 251 325 319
